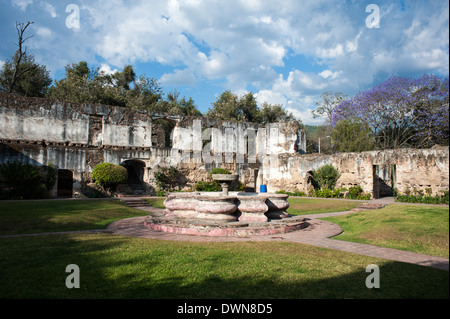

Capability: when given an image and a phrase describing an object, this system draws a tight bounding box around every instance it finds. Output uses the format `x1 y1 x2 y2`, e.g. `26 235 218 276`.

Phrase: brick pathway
106 203 449 271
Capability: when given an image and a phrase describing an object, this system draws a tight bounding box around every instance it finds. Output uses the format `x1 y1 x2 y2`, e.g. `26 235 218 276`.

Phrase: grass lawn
0 234 448 299
0 199 149 236
323 204 449 258
286 197 360 215
0 198 448 299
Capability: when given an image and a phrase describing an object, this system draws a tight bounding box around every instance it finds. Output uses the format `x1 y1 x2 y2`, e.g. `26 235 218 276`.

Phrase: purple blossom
331 75 449 149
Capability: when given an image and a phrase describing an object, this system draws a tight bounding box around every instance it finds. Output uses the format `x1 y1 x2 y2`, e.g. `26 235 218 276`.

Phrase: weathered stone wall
1 93 448 198
263 146 449 198
0 93 306 196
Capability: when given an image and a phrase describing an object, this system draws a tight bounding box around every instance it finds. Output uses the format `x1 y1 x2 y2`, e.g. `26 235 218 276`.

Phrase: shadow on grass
0 233 448 299
0 200 148 235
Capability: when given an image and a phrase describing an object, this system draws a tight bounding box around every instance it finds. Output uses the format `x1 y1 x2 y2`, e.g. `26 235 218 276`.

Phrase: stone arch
121 160 146 183
305 170 319 191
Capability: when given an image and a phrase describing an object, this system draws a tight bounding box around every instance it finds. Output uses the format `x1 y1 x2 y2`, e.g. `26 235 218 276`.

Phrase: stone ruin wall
264 146 449 197
0 93 448 198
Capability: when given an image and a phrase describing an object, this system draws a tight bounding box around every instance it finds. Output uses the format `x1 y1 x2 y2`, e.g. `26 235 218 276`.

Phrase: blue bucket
260 185 267 193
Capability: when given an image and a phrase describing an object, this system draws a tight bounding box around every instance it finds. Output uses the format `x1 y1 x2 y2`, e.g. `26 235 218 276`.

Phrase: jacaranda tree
331 75 449 149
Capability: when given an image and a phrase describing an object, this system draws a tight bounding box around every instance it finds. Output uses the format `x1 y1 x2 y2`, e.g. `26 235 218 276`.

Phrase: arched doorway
119 160 147 196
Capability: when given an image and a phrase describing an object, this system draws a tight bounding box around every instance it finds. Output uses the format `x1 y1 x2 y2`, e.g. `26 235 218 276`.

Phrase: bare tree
8 21 36 93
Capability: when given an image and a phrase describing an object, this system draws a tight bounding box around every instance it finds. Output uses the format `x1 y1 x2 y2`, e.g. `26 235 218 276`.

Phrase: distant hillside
303 125 318 135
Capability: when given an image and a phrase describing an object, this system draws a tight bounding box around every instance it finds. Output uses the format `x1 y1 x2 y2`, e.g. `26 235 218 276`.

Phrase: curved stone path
107 198 449 271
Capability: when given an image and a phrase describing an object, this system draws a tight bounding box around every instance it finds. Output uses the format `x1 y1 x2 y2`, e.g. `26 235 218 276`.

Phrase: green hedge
395 191 449 205
92 163 128 189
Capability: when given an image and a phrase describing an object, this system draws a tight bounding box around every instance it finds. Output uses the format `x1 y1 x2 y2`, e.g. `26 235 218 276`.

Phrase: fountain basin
144 191 307 237
164 193 238 222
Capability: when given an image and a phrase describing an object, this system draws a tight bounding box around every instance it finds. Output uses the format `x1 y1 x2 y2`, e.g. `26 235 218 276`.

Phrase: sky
0 0 448 125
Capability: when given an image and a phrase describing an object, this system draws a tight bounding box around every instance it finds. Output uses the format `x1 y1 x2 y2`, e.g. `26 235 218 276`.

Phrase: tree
207 90 296 124
312 92 348 124
125 74 164 111
331 75 449 149
331 119 375 152
259 102 295 124
48 62 165 110
0 21 52 97
206 90 240 121
314 164 340 190
160 90 202 116
48 61 113 104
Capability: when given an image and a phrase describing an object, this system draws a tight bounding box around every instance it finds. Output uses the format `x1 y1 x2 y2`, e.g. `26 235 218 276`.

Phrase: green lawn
286 197 360 215
323 204 449 258
0 199 148 236
0 234 448 299
0 198 448 299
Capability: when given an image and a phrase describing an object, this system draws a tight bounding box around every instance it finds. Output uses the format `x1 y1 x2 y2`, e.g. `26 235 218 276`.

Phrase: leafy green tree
125 75 164 110
161 90 202 116
48 61 113 104
207 90 296 124
0 21 52 97
259 102 295 124
206 90 240 121
331 119 376 152
239 92 260 123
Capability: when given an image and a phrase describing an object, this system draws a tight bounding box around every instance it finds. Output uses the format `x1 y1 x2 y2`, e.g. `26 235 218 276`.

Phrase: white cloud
41 1 58 18
11 0 32 11
36 27 53 38
0 59 5 70
21 0 448 125
98 64 118 76
160 68 197 87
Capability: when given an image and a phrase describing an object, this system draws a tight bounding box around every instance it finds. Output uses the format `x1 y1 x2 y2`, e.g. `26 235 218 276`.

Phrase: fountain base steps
144 212 308 237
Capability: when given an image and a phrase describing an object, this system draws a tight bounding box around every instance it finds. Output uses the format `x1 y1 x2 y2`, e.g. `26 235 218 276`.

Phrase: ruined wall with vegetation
263 145 449 198
0 93 448 199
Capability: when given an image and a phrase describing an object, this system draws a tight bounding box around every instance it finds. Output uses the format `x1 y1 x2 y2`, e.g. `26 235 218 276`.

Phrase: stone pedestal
163 193 238 222
237 195 269 222
265 194 291 219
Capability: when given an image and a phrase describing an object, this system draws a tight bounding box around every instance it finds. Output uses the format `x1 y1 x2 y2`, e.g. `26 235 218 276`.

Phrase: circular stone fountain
144 174 308 237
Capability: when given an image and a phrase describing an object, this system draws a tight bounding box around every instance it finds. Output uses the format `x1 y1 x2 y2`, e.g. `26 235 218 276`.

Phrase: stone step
121 199 151 207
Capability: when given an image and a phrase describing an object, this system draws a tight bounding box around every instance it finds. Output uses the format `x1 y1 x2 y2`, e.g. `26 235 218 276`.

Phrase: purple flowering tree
331 75 449 149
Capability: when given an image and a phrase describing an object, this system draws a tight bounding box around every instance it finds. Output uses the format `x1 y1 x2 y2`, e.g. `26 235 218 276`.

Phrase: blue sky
0 0 448 125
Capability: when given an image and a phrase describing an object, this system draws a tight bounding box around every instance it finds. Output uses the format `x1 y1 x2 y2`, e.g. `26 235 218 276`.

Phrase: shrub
311 188 346 198
346 185 363 199
276 190 307 197
395 190 449 205
0 161 50 199
92 163 128 189
153 166 181 191
194 180 221 192
314 164 340 190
